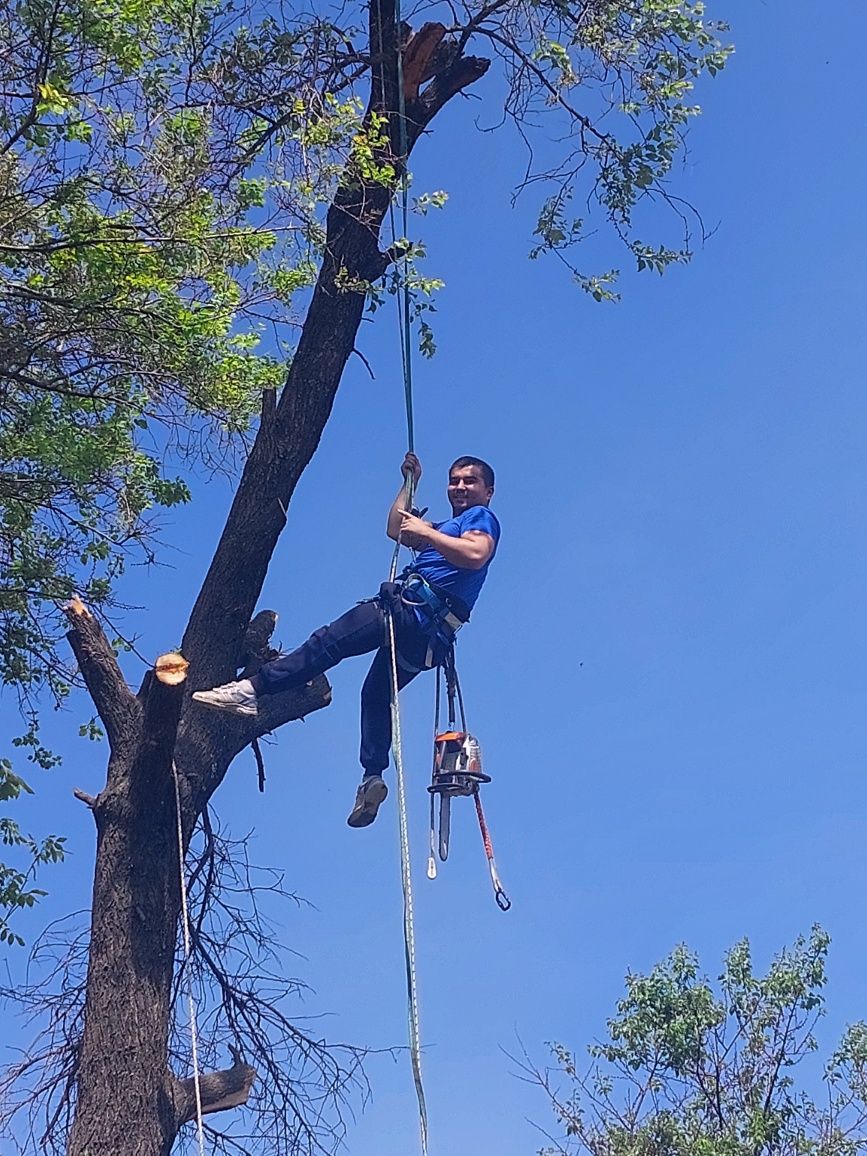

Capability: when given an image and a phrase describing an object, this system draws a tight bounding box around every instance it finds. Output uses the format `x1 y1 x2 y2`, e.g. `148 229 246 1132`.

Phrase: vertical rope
380 1 428 1147
387 609 429 1156
388 473 414 582
394 2 414 455
172 762 206 1156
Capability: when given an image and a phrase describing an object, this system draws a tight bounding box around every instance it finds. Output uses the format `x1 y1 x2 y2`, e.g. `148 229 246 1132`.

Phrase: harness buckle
400 574 465 634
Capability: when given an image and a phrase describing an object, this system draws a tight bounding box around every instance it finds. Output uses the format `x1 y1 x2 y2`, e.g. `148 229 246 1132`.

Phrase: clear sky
4 2 867 1153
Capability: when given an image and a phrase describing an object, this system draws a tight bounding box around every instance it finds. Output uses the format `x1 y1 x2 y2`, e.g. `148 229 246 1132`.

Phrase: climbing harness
171 761 206 1156
398 570 468 667
426 654 511 911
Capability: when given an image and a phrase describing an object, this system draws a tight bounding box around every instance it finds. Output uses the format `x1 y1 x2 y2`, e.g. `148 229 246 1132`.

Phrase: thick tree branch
250 675 333 747
64 597 138 749
369 0 401 149
173 1055 256 1127
402 23 450 101
176 676 331 817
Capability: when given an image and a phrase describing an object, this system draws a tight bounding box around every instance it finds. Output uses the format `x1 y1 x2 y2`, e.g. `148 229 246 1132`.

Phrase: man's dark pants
250 584 441 777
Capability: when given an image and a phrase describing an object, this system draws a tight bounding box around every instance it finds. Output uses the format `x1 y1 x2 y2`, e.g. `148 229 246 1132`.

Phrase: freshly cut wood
155 653 190 686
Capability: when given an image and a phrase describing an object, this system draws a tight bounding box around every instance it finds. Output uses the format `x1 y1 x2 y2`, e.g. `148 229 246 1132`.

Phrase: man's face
447 465 494 514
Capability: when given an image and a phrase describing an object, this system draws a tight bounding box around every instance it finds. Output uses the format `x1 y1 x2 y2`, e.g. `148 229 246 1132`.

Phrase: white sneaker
192 678 258 717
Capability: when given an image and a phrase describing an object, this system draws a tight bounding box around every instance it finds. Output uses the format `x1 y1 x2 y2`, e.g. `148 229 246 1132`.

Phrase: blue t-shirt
411 504 500 612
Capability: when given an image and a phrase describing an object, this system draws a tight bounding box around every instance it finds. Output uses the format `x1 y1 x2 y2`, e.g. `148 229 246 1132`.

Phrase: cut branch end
155 653 189 687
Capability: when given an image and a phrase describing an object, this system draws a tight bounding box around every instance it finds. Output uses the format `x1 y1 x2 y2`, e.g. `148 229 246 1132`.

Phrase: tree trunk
66 613 328 1156
67 675 183 1154
66 8 489 1153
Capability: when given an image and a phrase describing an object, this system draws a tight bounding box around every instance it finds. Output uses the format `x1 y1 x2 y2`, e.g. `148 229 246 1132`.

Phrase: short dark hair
450 456 495 489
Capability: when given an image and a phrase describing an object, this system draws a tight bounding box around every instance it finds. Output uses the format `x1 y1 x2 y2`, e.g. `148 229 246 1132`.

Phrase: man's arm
397 511 495 571
386 452 422 540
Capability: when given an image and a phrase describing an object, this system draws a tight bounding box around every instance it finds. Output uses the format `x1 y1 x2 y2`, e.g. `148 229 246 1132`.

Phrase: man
193 453 500 827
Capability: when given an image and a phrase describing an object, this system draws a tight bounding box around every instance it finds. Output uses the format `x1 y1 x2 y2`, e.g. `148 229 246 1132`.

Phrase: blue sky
4 1 867 1153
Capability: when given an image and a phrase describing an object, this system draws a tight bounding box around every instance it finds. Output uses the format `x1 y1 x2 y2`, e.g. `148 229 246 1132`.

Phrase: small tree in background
528 927 867 1155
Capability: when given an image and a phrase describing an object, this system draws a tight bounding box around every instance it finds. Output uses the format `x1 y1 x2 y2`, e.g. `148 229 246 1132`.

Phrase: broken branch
174 1055 256 1126
251 738 266 793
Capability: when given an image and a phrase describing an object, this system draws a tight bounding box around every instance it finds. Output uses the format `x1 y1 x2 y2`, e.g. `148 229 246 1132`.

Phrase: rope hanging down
387 604 429 1156
383 9 430 1151
386 467 429 1154
385 219 430 1156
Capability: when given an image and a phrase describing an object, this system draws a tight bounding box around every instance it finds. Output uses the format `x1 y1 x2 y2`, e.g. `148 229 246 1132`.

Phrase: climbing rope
376 1 431 1148
172 761 206 1156
393 0 414 456
384 468 429 1156
386 605 429 1156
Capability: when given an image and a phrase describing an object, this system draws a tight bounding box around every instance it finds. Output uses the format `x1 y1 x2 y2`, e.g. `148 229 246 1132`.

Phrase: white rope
386 608 430 1156
171 761 206 1156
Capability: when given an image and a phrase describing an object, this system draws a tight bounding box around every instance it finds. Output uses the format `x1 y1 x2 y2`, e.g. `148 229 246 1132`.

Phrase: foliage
0 0 364 936
0 0 339 721
0 760 65 947
0 0 731 937
530 928 867 1155
518 0 733 295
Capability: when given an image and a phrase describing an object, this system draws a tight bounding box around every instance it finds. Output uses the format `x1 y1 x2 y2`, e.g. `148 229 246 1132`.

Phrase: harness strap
399 573 466 666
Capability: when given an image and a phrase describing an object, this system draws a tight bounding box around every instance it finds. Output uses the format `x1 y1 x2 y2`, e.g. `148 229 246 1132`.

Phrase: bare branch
251 739 266 794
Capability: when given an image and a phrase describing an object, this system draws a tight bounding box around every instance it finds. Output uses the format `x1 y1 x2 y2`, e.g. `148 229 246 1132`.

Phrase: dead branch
411 52 491 138
251 739 266 793
173 1053 257 1126
402 23 449 101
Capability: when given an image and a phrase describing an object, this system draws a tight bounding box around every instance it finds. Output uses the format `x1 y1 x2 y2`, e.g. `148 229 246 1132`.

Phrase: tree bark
67 9 489 1154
